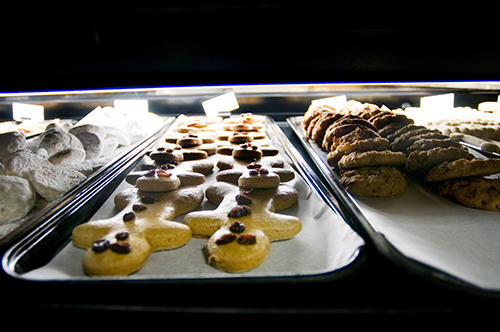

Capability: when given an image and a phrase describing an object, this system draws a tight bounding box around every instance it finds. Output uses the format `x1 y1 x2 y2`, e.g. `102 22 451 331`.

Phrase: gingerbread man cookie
71 169 204 276
172 115 223 134
183 164 301 273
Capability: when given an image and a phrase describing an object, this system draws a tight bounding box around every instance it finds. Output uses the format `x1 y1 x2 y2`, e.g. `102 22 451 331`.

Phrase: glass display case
1 82 500 324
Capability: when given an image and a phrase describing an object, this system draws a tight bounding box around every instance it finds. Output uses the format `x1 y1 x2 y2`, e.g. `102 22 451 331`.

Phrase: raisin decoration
247 162 262 169
237 234 257 245
236 194 252 205
115 232 129 241
229 221 245 233
228 205 251 218
110 242 132 254
157 147 165 151
251 145 258 150
161 163 176 170
215 233 237 245
122 211 136 222
249 170 259 176
91 239 110 253
141 195 157 204
132 204 147 212
259 168 269 174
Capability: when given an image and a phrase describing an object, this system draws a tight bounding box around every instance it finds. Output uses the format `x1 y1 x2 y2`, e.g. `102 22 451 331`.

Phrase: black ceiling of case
2 2 499 92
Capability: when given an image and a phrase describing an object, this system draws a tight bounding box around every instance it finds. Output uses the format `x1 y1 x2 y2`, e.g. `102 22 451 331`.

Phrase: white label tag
202 91 239 117
311 95 347 109
420 93 455 109
114 99 149 115
12 102 44 122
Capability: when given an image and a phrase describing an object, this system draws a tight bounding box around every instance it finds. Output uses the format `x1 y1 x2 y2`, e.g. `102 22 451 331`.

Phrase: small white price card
311 95 347 109
420 93 455 109
202 91 239 117
114 99 149 115
12 102 45 122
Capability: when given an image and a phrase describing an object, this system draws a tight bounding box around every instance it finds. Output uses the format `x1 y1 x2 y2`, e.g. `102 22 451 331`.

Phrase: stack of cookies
303 100 410 197
303 100 500 210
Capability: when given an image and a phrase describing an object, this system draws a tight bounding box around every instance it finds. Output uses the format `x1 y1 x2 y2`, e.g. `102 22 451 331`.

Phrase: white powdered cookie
0 175 36 224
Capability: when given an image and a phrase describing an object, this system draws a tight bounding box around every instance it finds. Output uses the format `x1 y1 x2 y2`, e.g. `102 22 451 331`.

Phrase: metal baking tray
1 115 366 283
288 115 500 298
0 116 176 252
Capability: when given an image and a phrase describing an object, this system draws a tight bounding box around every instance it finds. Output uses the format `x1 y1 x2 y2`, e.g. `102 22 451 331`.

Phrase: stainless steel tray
0 116 176 252
288 115 500 297
1 116 365 283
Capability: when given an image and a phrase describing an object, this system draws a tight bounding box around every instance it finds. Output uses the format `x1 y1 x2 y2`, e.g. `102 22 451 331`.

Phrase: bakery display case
1 82 500 324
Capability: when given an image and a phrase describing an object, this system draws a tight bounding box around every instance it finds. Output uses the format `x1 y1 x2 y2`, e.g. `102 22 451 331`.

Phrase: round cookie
0 175 36 223
228 131 254 144
337 150 407 170
437 176 500 211
425 157 500 182
405 146 474 173
238 168 281 189
148 146 184 162
205 224 270 273
310 111 343 146
405 138 462 156
339 166 407 197
0 131 26 162
390 130 447 152
302 104 337 132
238 113 266 124
176 133 203 148
231 143 263 160
327 137 390 167
134 169 181 192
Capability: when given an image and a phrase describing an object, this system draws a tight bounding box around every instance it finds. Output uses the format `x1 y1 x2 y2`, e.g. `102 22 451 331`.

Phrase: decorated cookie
216 143 279 160
71 169 205 276
172 116 223 133
183 178 301 273
126 158 213 187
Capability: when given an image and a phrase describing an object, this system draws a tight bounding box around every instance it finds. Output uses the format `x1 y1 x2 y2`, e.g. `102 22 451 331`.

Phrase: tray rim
1 115 367 284
287 115 500 299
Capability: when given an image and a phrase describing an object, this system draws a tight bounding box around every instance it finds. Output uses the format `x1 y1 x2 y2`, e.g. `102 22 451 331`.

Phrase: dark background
2 2 499 92
2 2 500 326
